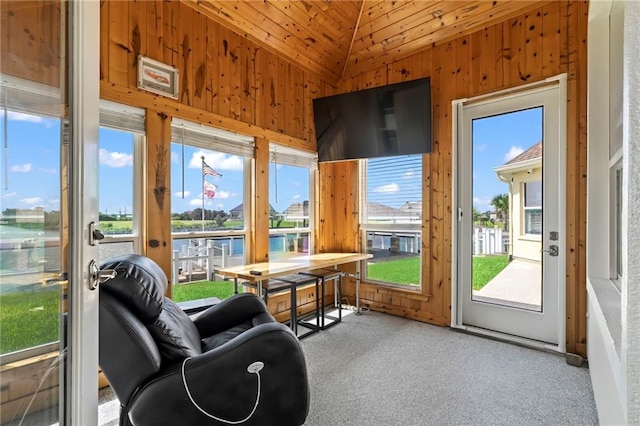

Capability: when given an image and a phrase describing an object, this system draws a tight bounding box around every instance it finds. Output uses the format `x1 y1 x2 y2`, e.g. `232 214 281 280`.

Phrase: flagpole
201 155 205 231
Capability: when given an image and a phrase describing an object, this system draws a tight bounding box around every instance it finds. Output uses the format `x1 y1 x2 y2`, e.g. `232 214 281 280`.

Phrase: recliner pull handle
181 358 264 424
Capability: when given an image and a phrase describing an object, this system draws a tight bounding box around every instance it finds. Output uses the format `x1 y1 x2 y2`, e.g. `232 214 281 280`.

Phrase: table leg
233 277 238 294
356 260 361 314
290 284 297 335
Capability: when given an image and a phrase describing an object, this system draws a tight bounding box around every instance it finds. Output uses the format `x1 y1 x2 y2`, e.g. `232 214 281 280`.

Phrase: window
360 155 422 288
170 119 254 302
269 144 316 259
523 180 542 235
98 101 145 262
610 160 623 289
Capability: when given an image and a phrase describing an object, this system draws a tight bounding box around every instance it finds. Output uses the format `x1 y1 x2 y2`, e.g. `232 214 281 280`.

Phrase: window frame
97 101 146 259
609 152 623 290
522 180 543 237
268 143 317 258
169 120 254 286
359 155 423 289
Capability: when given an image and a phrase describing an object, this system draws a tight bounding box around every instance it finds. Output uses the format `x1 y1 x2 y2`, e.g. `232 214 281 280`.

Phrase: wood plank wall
99 0 321 151
323 1 589 356
1 0 589 357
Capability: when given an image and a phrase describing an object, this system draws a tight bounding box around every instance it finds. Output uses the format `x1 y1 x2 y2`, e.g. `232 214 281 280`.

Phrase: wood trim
100 81 315 153
145 109 173 294
253 137 270 263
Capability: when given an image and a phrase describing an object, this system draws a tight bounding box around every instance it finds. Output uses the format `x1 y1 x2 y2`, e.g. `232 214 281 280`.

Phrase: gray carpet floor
300 310 598 426
93 309 598 426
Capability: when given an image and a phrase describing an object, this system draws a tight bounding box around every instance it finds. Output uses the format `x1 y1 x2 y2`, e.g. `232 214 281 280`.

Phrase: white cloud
216 190 231 199
48 199 60 208
504 146 524 162
21 197 43 205
6 111 43 123
373 183 399 193
189 198 203 206
188 151 243 171
473 196 493 211
11 163 32 173
2 192 16 199
174 191 191 198
475 144 488 152
99 148 133 167
292 194 301 200
403 170 416 179
39 167 57 174
171 151 180 164
216 204 224 209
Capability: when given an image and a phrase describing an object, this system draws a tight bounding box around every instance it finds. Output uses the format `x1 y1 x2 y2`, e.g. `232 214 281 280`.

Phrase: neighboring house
366 201 421 223
493 141 542 262
229 203 244 219
283 201 309 226
229 203 278 220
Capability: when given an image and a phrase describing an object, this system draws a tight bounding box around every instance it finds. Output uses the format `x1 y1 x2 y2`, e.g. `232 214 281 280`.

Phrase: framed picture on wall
137 56 179 99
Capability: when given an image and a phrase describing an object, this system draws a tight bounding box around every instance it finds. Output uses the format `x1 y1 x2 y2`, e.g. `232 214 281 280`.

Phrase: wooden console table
215 252 372 313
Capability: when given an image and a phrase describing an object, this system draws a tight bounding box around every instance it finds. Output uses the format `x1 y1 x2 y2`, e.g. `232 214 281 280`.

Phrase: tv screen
312 77 431 162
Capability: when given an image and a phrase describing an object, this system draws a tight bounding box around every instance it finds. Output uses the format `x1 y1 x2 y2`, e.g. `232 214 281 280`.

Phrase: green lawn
364 254 509 291
0 257 507 355
172 280 235 302
367 257 420 286
0 280 234 355
472 255 509 290
0 289 60 354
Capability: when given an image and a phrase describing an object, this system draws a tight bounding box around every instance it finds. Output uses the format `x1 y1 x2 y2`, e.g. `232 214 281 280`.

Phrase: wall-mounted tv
312 77 431 163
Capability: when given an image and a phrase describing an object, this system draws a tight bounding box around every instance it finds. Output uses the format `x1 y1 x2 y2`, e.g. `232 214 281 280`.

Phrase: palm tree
491 193 509 231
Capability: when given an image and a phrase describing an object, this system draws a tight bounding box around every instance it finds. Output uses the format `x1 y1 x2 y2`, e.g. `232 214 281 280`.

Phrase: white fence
473 227 509 255
172 239 228 285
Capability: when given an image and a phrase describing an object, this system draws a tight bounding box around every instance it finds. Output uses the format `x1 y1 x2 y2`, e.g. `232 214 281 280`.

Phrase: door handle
89 221 105 246
540 245 559 257
88 259 117 290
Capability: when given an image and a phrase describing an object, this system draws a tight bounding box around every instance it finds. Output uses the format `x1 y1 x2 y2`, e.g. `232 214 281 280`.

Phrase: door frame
451 75 567 353
67 0 101 423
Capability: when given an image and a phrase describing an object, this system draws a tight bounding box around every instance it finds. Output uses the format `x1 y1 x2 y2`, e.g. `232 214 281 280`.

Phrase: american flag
202 160 222 177
204 182 217 199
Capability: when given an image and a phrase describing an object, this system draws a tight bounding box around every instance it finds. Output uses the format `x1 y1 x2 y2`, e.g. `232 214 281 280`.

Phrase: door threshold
451 324 563 354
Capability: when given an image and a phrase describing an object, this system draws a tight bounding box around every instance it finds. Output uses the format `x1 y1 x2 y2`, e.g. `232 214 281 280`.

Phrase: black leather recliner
99 254 310 426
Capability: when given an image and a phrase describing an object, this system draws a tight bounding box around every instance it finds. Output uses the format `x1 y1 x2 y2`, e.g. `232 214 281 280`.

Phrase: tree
472 207 480 223
491 193 509 231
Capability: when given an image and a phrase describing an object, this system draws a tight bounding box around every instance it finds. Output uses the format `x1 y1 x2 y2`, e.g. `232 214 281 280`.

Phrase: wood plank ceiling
189 0 548 86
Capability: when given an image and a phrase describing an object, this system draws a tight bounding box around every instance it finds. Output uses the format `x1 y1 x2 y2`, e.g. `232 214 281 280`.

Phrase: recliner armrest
192 293 274 337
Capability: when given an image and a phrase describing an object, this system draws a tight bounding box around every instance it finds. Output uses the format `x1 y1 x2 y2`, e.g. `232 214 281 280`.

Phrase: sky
471 107 543 212
1 106 542 216
0 111 308 216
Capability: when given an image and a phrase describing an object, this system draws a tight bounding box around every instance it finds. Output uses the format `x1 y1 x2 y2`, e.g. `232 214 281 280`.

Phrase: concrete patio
473 258 542 311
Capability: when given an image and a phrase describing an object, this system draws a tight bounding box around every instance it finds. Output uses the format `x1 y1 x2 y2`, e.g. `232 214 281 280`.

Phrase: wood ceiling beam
341 0 366 82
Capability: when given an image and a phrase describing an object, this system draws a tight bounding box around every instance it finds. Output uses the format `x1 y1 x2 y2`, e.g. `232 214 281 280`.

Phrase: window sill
587 276 621 357
518 235 542 242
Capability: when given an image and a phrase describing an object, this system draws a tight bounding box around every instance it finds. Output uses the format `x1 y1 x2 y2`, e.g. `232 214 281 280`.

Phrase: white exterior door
453 78 566 349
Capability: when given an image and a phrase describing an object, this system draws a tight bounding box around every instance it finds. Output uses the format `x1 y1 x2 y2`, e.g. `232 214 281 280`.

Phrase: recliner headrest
100 254 168 324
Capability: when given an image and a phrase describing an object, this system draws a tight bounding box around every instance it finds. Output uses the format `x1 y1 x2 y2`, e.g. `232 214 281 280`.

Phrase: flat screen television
312 77 431 162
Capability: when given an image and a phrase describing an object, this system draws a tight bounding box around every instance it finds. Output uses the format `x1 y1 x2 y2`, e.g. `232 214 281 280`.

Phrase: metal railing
172 239 228 284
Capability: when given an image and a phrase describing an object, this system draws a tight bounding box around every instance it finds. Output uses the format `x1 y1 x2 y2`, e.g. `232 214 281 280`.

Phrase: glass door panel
1 1 100 423
0 1 68 424
470 108 543 311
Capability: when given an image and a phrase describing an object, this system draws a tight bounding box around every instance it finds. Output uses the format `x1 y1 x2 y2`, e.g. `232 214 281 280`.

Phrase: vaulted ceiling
189 0 547 86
